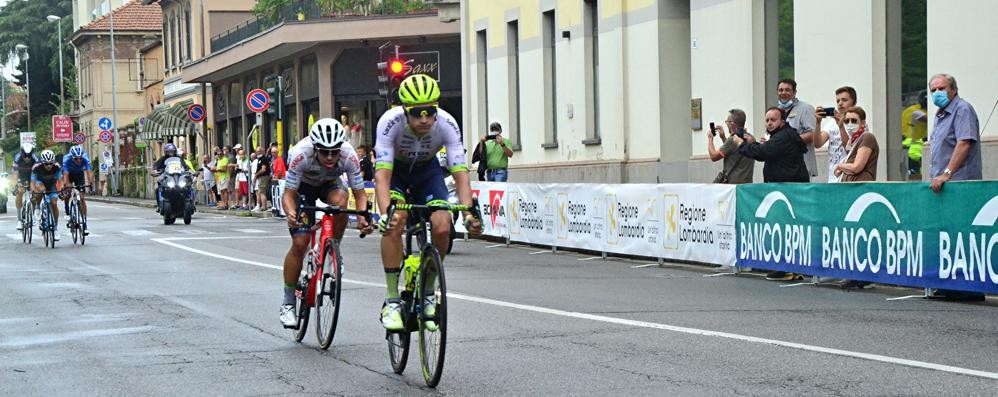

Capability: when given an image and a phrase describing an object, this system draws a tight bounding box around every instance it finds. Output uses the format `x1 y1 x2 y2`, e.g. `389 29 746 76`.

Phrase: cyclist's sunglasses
71 156 83 160
406 105 438 118
316 148 341 158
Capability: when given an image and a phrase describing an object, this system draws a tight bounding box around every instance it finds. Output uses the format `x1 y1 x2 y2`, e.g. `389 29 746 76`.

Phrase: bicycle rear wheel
292 259 313 343
315 242 342 350
417 247 446 387
387 260 411 374
387 329 410 374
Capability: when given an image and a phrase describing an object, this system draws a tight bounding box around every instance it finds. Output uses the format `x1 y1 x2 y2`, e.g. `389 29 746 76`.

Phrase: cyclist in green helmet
373 74 482 330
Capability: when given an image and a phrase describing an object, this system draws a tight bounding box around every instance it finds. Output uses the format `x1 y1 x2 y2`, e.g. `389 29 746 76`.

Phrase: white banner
469 182 508 237
492 183 736 266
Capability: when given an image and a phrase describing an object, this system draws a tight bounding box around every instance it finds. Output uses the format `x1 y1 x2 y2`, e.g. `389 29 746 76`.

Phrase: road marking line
485 244 505 248
235 228 267 234
528 250 549 255
156 236 285 242
7 233 22 240
122 230 153 236
577 256 602 261
149 238 998 381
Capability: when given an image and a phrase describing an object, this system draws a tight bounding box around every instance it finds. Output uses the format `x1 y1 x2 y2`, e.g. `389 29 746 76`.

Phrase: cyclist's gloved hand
357 216 373 235
464 214 483 234
286 210 299 229
377 214 392 234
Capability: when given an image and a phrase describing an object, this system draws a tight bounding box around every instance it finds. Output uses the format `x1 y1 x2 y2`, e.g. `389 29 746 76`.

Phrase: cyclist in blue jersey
12 143 39 231
31 150 63 241
62 145 93 236
373 74 482 330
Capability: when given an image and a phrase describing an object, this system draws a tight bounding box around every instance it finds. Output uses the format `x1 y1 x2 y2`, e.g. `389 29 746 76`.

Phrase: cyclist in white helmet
278 118 373 328
31 150 63 241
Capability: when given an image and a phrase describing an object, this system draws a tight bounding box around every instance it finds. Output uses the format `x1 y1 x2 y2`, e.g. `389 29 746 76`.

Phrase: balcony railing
209 1 436 54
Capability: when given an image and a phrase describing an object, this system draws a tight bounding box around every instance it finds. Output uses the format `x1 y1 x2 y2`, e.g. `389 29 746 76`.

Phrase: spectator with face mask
814 86 857 183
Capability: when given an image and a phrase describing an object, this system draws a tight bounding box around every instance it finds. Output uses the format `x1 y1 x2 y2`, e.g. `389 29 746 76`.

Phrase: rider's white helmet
308 118 348 149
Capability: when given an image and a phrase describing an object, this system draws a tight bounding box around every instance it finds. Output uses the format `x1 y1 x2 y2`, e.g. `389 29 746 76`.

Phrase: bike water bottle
404 254 419 291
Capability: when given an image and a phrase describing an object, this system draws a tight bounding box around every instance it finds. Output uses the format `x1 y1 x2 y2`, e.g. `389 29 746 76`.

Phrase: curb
88 196 277 219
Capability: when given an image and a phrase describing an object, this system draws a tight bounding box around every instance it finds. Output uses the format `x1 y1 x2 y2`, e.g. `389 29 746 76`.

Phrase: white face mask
844 123 860 134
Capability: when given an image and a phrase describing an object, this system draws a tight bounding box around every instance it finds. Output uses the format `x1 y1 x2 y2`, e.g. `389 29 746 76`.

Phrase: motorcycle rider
152 143 193 212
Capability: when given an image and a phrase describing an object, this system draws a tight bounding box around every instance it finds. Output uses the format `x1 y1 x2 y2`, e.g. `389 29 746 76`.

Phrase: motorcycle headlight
178 179 187 188
167 180 177 188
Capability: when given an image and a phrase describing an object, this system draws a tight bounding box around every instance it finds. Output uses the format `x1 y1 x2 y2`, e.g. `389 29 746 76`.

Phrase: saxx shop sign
736 182 998 294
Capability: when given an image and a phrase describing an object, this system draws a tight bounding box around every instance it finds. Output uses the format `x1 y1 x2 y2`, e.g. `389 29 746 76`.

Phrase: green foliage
0 0 73 123
777 0 794 81
901 0 927 94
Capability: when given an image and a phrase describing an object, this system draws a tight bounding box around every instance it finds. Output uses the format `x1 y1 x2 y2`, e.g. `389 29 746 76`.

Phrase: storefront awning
139 99 197 141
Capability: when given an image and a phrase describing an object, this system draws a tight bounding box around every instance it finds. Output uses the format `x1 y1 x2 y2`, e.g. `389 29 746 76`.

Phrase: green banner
736 181 998 294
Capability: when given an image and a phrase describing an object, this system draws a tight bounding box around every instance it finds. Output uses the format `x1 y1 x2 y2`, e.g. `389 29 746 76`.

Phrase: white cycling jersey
284 137 364 191
374 106 468 173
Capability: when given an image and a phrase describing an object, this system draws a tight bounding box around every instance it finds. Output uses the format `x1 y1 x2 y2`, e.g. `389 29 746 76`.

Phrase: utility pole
110 8 122 195
1 75 6 140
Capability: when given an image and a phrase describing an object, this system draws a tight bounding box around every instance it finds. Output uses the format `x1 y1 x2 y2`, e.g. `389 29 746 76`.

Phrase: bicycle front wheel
315 242 342 350
417 247 446 387
70 202 79 244
79 211 87 246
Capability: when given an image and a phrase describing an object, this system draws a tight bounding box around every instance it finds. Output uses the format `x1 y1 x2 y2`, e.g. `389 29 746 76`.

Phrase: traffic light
377 58 408 105
265 76 283 119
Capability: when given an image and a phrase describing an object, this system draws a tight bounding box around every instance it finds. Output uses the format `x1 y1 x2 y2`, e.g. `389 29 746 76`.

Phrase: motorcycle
155 157 196 225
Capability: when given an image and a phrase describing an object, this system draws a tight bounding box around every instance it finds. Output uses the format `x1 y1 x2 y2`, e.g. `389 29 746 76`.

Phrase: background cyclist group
11 143 94 240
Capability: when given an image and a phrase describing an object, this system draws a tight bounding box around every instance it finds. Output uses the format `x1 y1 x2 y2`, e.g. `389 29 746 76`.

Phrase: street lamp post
14 44 30 132
47 15 64 115
109 9 122 195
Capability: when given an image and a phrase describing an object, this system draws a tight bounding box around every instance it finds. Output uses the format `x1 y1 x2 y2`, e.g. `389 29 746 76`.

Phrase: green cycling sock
385 269 401 300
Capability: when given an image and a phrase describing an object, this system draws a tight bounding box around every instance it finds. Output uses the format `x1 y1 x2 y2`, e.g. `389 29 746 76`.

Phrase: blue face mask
777 99 795 110
931 90 950 108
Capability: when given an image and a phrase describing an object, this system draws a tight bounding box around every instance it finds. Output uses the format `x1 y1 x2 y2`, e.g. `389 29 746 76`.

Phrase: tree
0 0 73 127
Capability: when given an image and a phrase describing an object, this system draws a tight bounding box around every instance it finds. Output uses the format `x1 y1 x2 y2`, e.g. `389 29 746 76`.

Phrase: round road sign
246 89 270 113
99 130 113 144
188 104 206 122
73 133 87 144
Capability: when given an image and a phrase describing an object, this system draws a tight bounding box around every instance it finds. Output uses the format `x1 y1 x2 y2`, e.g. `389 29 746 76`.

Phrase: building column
316 45 343 118
656 0 693 182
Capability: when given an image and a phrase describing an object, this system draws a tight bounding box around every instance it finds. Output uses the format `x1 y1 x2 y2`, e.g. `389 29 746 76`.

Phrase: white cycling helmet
308 118 348 149
21 143 34 153
40 149 56 163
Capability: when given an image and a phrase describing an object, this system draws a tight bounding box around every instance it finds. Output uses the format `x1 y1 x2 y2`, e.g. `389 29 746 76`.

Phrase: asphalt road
1 201 997 396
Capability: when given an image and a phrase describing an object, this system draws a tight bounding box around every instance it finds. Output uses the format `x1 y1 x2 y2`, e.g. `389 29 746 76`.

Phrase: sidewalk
88 195 277 219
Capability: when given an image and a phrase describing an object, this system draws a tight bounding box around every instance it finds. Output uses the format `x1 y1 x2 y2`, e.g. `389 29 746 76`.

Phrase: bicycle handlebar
299 201 374 238
384 198 482 229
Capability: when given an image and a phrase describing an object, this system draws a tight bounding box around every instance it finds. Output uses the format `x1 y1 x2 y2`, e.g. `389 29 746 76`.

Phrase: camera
821 107 835 117
485 134 498 140
709 122 717 137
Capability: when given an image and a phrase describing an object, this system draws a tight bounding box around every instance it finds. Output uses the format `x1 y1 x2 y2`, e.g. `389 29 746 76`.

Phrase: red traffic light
389 59 405 75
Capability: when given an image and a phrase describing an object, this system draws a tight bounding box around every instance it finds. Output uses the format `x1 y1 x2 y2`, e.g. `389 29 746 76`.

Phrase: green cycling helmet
398 74 440 105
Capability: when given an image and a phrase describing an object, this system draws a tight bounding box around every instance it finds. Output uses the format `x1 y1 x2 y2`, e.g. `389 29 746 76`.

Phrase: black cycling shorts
288 182 344 236
68 172 87 189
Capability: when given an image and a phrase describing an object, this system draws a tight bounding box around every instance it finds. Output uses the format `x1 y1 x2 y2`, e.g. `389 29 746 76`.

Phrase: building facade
464 0 998 183
139 0 256 156
70 0 162 168
182 6 461 156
